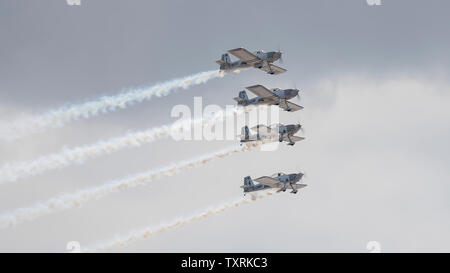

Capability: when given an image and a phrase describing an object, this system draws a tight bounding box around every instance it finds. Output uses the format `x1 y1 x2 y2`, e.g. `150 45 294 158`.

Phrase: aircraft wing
228 48 260 64
279 100 304 112
259 64 287 75
282 135 305 142
254 176 283 188
291 184 307 190
246 85 278 100
251 124 272 134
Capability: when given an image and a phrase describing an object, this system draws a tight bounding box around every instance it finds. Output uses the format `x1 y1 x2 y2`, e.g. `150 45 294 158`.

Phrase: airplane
240 123 304 146
241 172 306 194
253 123 304 146
216 48 287 75
234 84 303 112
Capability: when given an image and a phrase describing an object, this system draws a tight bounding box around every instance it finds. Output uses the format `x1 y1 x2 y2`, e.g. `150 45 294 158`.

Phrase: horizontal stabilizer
233 97 246 103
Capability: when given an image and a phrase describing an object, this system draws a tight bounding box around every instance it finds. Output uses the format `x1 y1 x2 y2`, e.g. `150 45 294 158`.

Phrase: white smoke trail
0 105 261 184
0 70 225 141
0 141 270 229
84 191 275 252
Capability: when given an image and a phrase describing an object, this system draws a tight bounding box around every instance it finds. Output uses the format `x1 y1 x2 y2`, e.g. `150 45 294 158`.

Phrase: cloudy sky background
1 0 450 252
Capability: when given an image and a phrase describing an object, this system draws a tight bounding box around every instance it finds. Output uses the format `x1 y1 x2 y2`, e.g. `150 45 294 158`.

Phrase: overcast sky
1 0 450 252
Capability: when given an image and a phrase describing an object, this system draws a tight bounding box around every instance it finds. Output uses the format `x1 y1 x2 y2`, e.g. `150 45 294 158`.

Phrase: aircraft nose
292 89 300 99
276 51 282 60
289 89 299 97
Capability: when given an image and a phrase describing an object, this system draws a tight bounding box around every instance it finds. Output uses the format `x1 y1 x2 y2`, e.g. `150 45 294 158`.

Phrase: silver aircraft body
240 123 304 146
241 172 306 194
216 48 287 75
234 84 303 112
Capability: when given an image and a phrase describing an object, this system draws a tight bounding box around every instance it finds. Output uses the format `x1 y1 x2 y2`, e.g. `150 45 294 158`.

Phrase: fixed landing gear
290 183 298 194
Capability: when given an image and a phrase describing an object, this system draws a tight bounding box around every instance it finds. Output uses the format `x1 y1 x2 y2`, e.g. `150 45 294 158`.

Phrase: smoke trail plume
84 191 275 252
0 141 270 229
0 105 260 184
0 70 225 141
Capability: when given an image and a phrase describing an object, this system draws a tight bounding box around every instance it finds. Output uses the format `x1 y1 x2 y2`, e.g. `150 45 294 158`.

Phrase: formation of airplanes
216 47 307 196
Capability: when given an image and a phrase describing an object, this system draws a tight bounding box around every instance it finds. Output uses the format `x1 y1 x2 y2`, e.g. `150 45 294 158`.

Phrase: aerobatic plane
216 48 286 75
241 172 306 194
240 123 304 146
234 84 303 112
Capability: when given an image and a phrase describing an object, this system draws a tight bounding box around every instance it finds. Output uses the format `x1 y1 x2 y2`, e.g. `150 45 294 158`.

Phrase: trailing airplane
241 172 306 194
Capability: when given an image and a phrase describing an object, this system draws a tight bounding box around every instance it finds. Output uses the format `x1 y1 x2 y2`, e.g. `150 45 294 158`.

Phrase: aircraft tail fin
233 90 249 104
241 176 255 188
216 53 232 68
221 53 231 64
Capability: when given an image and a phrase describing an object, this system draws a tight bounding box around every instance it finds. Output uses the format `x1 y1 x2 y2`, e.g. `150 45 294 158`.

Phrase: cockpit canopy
270 172 286 178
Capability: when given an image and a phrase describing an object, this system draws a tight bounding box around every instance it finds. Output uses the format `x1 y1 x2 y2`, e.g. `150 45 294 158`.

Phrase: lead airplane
241 172 306 195
216 48 287 75
234 84 303 112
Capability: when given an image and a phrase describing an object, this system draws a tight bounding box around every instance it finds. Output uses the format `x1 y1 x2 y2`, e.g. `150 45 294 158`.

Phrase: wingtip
245 84 264 89
228 47 244 52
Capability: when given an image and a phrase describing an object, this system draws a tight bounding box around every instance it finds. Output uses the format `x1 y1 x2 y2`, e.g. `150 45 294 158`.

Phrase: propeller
297 123 305 134
293 81 301 100
277 45 283 64
297 171 306 182
300 171 307 181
